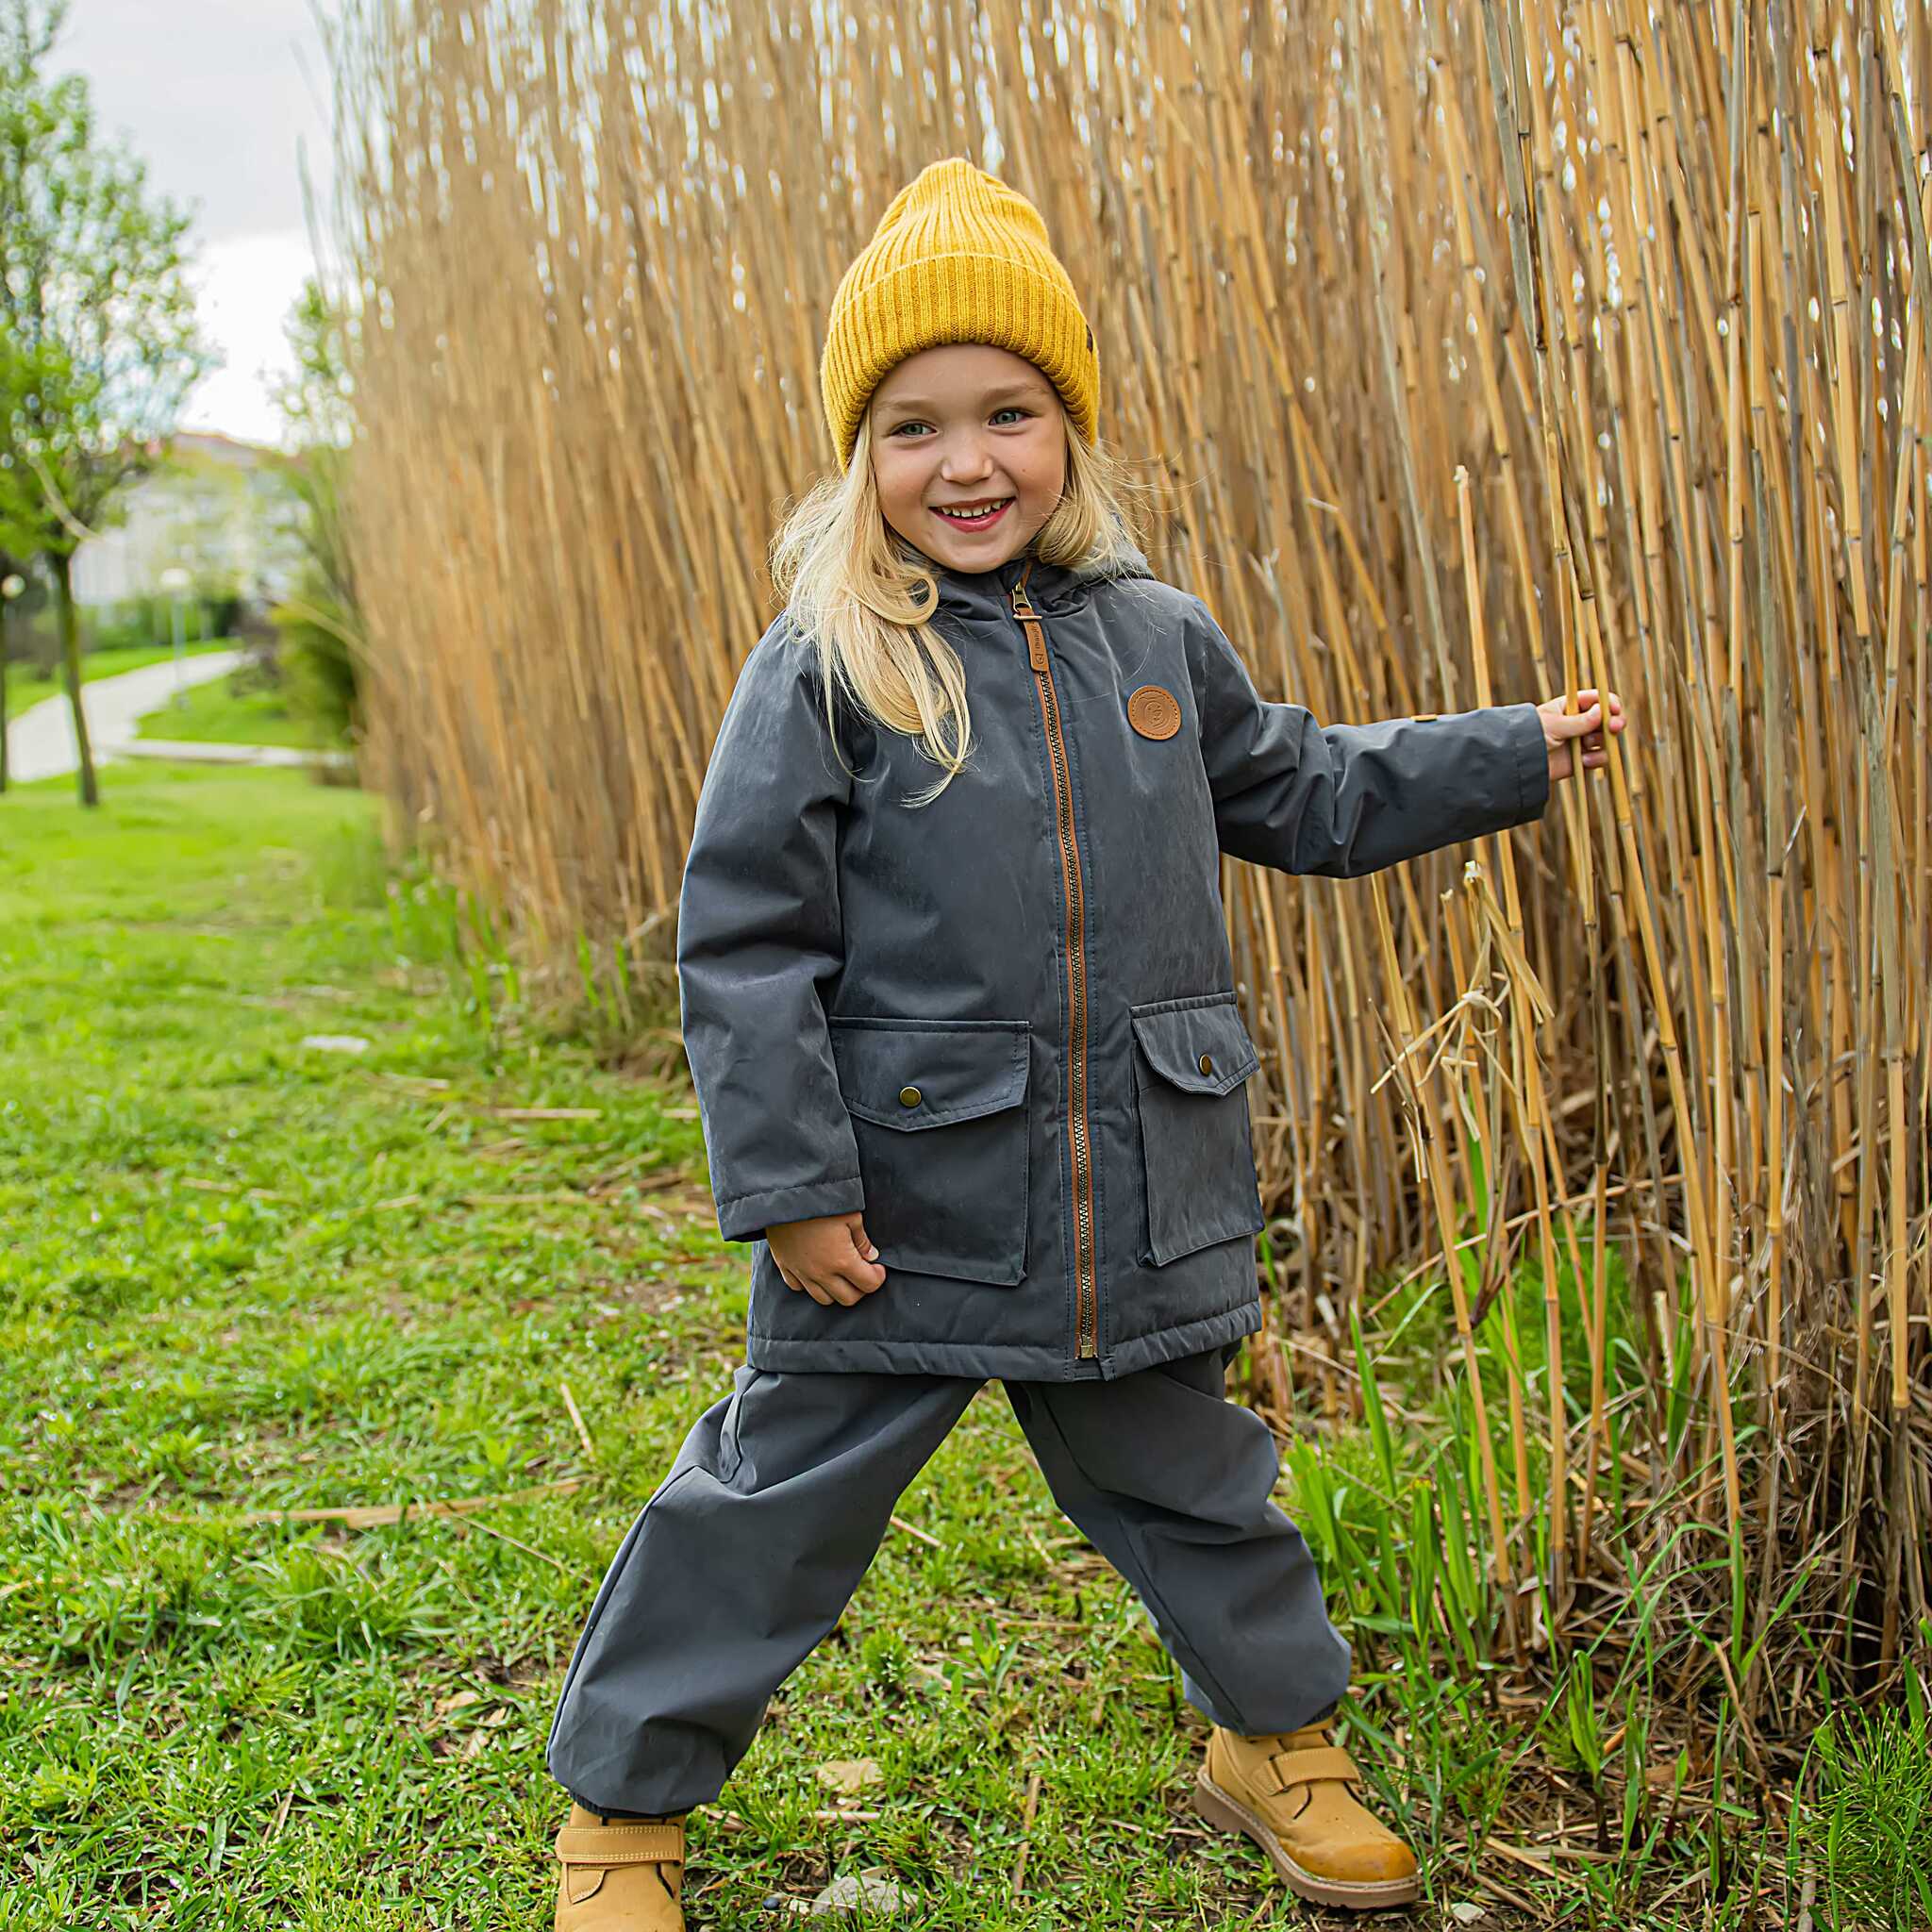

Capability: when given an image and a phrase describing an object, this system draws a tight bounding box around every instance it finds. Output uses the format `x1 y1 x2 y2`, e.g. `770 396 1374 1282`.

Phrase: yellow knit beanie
820 158 1100 468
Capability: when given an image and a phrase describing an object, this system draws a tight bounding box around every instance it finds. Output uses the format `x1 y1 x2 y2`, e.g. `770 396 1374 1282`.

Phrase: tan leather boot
1194 1724 1420 1910
553 1806 686 1930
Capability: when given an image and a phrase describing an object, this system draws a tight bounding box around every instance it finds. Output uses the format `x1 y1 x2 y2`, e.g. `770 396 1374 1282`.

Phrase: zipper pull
1011 575 1049 672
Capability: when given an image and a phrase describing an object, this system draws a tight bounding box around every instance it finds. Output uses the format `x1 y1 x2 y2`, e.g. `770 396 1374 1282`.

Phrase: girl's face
867 343 1068 572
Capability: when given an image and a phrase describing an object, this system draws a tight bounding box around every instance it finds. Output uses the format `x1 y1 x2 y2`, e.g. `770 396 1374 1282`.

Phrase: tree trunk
52 548 97 808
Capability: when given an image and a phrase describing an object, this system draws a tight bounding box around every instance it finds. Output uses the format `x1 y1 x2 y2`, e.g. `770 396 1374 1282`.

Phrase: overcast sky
52 1 338 448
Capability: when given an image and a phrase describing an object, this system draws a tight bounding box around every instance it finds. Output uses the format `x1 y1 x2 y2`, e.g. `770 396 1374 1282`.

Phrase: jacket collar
920 536 1153 619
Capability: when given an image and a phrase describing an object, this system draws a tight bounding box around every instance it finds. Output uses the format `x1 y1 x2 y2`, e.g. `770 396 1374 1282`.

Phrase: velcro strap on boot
555 1823 685 1867
1269 1745 1360 1790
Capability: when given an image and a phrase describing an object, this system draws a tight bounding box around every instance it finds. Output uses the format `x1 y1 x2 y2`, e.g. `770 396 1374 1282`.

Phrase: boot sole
1193 1772 1422 1912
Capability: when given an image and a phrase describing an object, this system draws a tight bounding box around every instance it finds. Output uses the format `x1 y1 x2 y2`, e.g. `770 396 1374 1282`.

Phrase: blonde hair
768 406 1148 807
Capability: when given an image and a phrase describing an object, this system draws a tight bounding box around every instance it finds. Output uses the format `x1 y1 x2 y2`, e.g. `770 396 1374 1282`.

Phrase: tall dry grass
323 0 1929 1701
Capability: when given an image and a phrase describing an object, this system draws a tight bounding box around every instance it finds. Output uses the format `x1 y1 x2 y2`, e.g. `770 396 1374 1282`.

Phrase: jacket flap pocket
1130 997 1260 1097
828 1018 1029 1130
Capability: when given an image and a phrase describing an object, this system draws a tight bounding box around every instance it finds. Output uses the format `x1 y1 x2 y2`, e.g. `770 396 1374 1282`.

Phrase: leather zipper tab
1012 567 1049 670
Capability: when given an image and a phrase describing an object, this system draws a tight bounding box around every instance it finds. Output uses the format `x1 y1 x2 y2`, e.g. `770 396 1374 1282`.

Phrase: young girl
544 158 1624 1926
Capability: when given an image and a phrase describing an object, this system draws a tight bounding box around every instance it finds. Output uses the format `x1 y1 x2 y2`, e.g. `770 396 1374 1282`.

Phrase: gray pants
546 1346 1350 1815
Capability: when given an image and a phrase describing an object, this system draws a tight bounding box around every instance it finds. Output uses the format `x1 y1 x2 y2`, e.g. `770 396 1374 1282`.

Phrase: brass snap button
1198 1053 1214 1075
898 1085 922 1107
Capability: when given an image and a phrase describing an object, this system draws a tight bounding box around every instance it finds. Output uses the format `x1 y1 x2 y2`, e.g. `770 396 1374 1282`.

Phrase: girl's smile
929 494 1013 532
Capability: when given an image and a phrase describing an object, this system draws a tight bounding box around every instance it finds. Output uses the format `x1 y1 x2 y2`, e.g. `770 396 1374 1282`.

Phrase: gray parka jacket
675 544 1551 1381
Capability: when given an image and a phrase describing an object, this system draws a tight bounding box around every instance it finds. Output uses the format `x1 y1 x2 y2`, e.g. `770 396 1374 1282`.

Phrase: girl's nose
939 437 996 484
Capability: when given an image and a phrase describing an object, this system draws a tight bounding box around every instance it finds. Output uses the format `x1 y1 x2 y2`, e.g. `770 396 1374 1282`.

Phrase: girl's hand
1539 687 1627 782
766 1209 886 1307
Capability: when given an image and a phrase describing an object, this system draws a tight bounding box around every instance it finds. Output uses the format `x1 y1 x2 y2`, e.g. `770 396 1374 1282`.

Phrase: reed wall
325 0 1931 1689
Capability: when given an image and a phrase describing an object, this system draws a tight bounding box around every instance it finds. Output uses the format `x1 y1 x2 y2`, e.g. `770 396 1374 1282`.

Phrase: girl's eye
889 408 1035 438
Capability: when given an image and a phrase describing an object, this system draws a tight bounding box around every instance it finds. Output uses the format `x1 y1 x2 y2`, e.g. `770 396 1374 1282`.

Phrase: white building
70 430 308 610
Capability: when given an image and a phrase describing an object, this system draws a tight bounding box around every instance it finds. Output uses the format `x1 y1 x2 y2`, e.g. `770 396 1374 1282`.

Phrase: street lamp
159 566 192 707
1 573 24 792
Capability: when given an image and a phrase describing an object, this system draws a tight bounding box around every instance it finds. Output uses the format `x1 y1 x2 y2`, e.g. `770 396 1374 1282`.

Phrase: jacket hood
924 536 1154 617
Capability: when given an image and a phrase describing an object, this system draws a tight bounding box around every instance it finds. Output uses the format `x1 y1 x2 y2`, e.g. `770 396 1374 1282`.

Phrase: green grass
2 640 233 713
0 765 1913 1929
0 766 1341 1928
1794 1682 1932 1930
132 668 321 749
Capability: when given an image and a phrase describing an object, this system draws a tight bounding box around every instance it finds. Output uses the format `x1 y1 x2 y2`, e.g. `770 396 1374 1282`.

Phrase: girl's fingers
778 1247 885 1307
1563 691 1625 726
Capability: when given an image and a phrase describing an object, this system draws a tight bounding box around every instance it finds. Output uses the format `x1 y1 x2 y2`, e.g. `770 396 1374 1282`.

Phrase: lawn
132 669 322 750
0 767 1913 1929
0 766 1335 1928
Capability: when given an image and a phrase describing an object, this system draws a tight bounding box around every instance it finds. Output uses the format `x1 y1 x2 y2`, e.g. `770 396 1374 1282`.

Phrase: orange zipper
1012 562 1098 1359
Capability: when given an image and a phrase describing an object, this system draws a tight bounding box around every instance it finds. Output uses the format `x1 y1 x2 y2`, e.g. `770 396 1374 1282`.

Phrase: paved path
6 650 246 784
3 651 350 782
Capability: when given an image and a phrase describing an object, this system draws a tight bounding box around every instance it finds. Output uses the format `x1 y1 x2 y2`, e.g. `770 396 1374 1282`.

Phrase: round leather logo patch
1126 684 1182 741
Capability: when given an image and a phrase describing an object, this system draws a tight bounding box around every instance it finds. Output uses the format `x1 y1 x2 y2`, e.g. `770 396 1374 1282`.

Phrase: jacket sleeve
675 621 866 1243
1185 596 1551 878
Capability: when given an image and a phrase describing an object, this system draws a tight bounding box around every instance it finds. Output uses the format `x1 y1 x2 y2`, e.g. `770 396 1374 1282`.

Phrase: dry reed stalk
325 0 1930 1694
